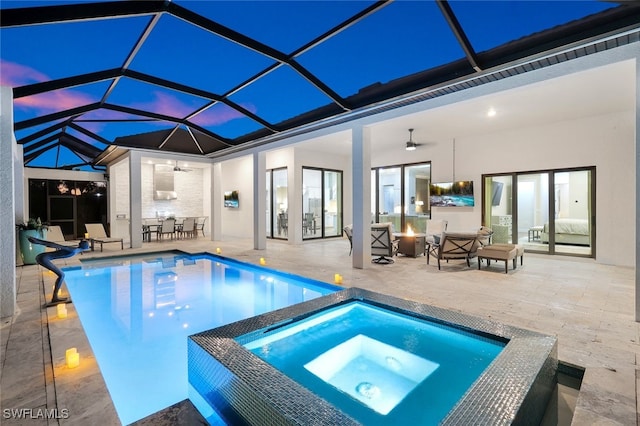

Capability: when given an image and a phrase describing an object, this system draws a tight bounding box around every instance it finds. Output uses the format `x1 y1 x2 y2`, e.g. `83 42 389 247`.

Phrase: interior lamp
405 128 417 151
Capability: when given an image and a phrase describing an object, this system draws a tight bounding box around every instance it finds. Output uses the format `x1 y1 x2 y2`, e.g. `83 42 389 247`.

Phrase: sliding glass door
266 170 272 238
517 173 550 253
323 170 342 237
266 168 288 239
404 163 431 233
483 167 594 257
303 168 322 239
302 167 343 240
373 162 431 233
552 170 593 255
377 167 401 232
483 175 514 245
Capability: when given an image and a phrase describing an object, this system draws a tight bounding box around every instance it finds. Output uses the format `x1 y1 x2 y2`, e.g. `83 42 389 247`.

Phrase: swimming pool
63 251 338 424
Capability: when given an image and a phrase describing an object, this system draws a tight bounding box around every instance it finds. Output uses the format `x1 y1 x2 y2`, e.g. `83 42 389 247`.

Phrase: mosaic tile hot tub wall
188 288 557 425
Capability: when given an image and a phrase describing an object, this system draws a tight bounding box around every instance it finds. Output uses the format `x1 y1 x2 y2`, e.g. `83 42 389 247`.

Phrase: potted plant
17 217 48 265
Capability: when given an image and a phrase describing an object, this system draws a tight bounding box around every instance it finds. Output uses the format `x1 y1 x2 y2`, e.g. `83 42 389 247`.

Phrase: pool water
63 252 337 424
242 301 505 424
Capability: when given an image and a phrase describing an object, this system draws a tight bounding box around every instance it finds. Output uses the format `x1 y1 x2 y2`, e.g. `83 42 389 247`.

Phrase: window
28 178 108 238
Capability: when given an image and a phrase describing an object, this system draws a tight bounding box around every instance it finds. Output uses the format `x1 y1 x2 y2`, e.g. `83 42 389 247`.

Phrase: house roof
2 0 639 170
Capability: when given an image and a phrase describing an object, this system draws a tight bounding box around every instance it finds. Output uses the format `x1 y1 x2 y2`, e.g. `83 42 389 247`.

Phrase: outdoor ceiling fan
173 161 192 172
405 128 418 151
405 128 436 151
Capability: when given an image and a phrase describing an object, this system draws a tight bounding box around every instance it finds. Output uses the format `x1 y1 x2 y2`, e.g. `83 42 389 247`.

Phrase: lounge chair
371 223 398 264
427 231 481 270
425 219 448 245
45 225 80 248
85 223 124 252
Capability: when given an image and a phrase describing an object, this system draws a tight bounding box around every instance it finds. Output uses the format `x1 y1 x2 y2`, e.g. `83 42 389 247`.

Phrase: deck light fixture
66 348 80 368
57 303 67 319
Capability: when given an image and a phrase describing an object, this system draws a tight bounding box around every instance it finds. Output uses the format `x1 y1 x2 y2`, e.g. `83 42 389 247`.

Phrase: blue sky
0 0 616 169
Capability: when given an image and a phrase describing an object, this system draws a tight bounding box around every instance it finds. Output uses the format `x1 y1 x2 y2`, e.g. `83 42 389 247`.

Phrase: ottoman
478 244 522 273
489 243 524 266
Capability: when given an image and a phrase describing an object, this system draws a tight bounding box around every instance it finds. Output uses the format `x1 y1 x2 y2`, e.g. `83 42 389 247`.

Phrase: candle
334 274 343 285
216 247 221 254
66 348 80 369
84 233 89 239
57 304 67 319
259 257 266 265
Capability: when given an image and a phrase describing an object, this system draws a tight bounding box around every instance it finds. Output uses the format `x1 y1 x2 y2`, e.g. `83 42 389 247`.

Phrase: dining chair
195 217 207 237
180 217 196 239
158 218 176 240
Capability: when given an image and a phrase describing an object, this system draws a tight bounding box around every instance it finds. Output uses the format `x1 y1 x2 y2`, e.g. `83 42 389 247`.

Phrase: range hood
153 164 177 200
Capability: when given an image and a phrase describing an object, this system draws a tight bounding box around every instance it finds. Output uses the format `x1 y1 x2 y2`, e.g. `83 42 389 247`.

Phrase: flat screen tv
224 190 239 208
429 181 474 207
491 181 504 206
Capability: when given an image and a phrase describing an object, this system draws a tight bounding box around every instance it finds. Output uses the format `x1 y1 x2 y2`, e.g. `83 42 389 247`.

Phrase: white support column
129 151 143 249
290 153 302 244
635 59 640 322
253 151 267 250
212 162 222 241
1 86 17 317
351 125 372 269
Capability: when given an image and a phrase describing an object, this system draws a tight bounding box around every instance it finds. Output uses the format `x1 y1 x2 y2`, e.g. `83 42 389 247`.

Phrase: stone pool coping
189 287 558 425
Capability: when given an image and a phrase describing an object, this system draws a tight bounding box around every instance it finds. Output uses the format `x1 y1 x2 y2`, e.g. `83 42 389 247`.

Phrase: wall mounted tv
224 190 239 208
429 181 475 207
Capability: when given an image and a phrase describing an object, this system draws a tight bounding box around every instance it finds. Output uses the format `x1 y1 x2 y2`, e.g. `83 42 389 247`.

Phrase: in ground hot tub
188 288 557 425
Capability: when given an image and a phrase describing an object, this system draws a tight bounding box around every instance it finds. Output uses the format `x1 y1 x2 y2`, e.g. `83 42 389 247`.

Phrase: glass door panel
484 175 513 244
404 163 430 233
273 168 288 239
378 167 401 232
266 170 272 238
371 170 377 224
553 170 592 256
485 168 593 258
323 170 342 237
517 173 549 252
303 169 322 239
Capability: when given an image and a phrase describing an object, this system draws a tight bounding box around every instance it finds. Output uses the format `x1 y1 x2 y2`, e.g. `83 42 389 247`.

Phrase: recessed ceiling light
487 108 497 117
